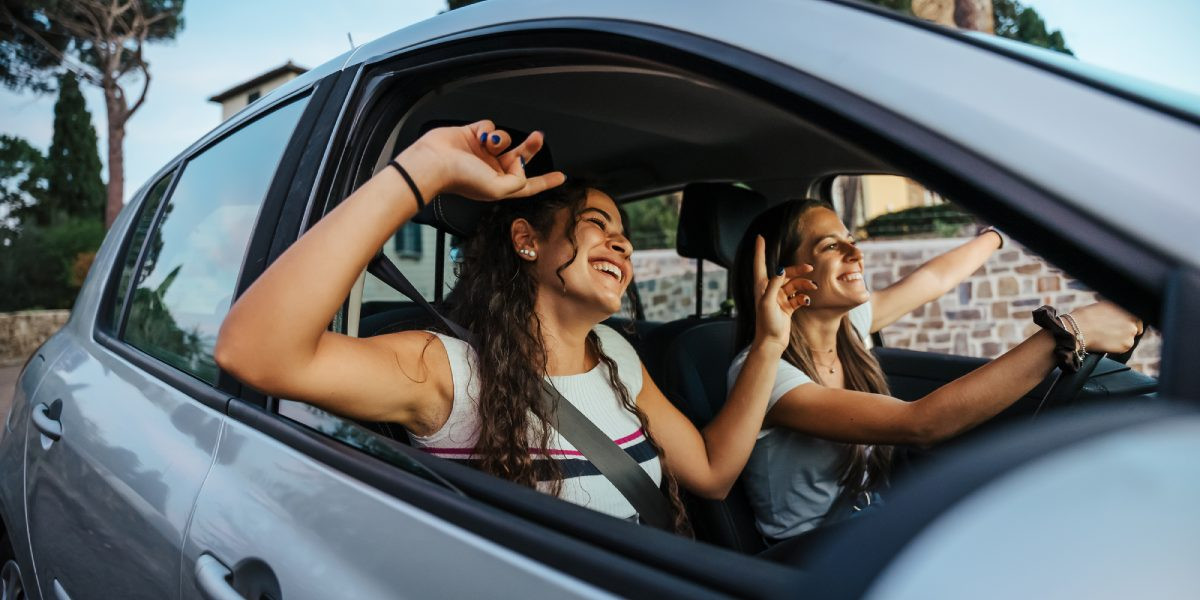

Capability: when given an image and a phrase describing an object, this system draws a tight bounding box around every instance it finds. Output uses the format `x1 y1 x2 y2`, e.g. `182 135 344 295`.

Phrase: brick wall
0 310 70 366
628 240 1160 377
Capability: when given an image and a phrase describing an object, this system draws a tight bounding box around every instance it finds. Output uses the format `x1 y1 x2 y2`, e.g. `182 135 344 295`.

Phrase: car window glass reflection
122 98 308 383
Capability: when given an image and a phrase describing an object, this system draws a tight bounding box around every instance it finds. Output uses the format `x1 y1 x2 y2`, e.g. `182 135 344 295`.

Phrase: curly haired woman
215 121 816 532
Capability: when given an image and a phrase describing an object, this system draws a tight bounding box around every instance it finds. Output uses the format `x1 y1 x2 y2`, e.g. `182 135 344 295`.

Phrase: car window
833 174 1160 377
121 98 309 384
361 222 457 304
107 172 174 330
623 192 727 321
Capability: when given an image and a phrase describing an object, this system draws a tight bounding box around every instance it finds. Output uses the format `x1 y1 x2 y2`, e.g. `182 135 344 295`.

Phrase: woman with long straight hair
729 199 1142 541
216 121 817 532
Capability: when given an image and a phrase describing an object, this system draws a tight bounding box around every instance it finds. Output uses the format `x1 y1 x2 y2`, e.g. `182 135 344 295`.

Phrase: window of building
121 98 309 384
393 222 422 258
247 89 261 103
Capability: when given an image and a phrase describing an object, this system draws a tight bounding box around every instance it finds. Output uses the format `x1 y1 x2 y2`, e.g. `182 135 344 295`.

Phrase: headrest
676 183 769 269
409 123 555 237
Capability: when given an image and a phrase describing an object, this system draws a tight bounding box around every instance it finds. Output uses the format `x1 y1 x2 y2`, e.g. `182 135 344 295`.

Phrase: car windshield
964 31 1200 119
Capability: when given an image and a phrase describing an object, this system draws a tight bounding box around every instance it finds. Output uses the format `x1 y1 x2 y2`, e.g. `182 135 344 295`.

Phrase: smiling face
524 188 633 320
790 206 870 310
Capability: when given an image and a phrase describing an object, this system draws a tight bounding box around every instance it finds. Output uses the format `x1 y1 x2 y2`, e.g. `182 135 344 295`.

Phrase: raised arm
638 237 816 499
215 121 564 432
768 302 1141 446
869 229 1003 332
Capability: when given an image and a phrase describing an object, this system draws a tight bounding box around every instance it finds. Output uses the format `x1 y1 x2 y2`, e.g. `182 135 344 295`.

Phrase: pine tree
45 73 105 223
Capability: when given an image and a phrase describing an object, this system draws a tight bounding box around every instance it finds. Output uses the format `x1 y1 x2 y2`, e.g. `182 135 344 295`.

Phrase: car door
21 94 312 599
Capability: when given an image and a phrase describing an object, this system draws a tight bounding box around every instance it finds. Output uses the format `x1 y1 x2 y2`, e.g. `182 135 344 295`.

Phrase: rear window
120 99 309 383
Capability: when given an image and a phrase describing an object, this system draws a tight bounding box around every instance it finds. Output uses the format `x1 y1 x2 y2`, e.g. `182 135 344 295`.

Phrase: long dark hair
731 199 893 501
449 181 691 534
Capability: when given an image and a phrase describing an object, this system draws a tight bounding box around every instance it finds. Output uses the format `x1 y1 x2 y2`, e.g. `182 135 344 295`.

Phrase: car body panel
867 415 1200 599
179 414 611 600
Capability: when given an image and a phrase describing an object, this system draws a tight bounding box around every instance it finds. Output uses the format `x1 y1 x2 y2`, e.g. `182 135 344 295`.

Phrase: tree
866 0 1071 54
0 0 185 228
0 134 46 238
993 0 1072 55
44 72 105 223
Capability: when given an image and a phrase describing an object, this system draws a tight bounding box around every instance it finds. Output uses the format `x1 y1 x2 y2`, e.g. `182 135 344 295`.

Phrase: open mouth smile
590 260 624 283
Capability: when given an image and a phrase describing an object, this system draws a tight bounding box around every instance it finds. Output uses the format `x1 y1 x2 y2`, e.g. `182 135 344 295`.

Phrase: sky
1 0 1198 204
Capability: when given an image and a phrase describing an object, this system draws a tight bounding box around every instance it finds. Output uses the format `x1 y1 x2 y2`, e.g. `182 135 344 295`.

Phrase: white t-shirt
726 301 873 539
410 325 661 521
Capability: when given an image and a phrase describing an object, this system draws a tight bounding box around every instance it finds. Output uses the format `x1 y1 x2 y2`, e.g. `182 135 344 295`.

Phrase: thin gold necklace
812 348 838 374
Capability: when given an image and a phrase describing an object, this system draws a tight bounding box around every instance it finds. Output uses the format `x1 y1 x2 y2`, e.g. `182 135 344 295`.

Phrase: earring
518 248 537 259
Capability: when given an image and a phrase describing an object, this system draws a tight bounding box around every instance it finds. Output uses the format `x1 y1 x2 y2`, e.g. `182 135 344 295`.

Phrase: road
1 364 19 421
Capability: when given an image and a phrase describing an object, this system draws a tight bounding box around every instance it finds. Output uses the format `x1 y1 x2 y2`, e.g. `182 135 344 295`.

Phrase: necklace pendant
829 367 835 374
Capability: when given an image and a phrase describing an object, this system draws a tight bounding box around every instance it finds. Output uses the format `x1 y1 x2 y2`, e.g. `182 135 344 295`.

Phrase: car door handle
194 554 244 600
31 401 63 441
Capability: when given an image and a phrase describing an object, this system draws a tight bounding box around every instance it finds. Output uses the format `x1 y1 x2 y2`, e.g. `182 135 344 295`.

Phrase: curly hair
448 181 691 534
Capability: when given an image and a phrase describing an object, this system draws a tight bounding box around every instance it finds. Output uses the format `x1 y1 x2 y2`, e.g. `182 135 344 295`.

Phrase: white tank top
410 325 662 521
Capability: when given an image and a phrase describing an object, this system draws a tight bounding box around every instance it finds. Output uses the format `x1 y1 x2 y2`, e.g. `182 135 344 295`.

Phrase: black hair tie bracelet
1033 305 1083 373
388 159 425 211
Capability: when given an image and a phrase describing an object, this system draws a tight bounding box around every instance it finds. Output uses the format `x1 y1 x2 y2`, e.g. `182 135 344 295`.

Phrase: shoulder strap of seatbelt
365 253 674 530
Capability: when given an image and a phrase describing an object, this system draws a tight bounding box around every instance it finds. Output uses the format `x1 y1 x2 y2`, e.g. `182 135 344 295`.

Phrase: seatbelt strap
365 253 674 531
535 381 674 530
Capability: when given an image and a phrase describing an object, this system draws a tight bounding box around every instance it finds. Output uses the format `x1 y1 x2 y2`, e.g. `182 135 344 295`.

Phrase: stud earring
518 248 536 259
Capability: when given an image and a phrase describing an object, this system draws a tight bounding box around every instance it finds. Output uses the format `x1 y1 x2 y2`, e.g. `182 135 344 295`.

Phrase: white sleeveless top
410 325 662 521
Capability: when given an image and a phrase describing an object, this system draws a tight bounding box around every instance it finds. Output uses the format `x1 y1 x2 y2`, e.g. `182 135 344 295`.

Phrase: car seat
638 183 770 553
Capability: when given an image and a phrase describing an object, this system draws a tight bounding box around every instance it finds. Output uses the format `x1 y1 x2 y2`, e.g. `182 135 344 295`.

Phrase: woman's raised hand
1069 301 1143 354
399 120 566 202
752 235 817 353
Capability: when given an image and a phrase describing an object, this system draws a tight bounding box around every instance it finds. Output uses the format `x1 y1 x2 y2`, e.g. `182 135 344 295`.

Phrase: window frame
217 17 1194 598
94 84 327 409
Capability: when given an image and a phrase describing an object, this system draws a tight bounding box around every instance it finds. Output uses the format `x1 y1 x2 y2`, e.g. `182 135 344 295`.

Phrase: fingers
753 236 769 296
505 171 567 198
480 129 511 155
500 130 545 174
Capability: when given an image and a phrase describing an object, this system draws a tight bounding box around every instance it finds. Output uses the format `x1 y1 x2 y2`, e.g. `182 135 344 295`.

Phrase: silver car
3 1 1198 598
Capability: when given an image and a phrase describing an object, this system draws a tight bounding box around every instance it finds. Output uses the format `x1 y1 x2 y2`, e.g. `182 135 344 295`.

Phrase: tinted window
108 173 174 329
123 99 308 383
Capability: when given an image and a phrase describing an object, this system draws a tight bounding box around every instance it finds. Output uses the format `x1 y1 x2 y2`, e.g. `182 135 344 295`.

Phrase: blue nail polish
490 134 500 144
804 297 812 306
776 267 784 276
519 156 526 167
480 132 488 143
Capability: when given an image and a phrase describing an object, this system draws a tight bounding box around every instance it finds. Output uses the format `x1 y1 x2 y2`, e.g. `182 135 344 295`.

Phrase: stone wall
628 240 1160 377
0 310 70 366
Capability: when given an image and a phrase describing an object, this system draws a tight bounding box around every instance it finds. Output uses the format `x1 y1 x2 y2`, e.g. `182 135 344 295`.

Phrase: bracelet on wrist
1033 305 1084 372
388 159 426 211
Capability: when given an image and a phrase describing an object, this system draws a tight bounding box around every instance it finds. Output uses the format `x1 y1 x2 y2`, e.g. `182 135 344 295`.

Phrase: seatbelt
366 253 674 531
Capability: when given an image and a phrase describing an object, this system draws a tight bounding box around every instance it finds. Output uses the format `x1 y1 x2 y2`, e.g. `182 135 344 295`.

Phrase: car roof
228 0 1200 268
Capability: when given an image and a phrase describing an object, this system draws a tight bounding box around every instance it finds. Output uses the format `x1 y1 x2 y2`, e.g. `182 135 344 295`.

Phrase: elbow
214 320 268 388
691 478 735 501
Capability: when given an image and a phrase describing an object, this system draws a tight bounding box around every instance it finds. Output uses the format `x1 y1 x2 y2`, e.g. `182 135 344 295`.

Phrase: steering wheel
1032 332 1143 418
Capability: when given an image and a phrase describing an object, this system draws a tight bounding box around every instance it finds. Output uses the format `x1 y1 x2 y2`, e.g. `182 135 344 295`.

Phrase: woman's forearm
698 341 783 496
916 232 1002 295
910 330 1056 443
215 147 443 377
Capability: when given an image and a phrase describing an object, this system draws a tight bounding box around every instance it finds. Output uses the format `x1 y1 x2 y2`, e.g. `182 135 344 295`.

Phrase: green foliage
993 0 1072 55
0 217 105 310
0 0 70 92
863 203 976 239
861 0 1072 55
45 73 104 222
623 194 679 250
0 0 186 92
0 134 46 240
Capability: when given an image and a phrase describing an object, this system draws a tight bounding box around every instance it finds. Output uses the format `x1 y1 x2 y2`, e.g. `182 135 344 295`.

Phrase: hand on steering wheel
1033 302 1144 418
